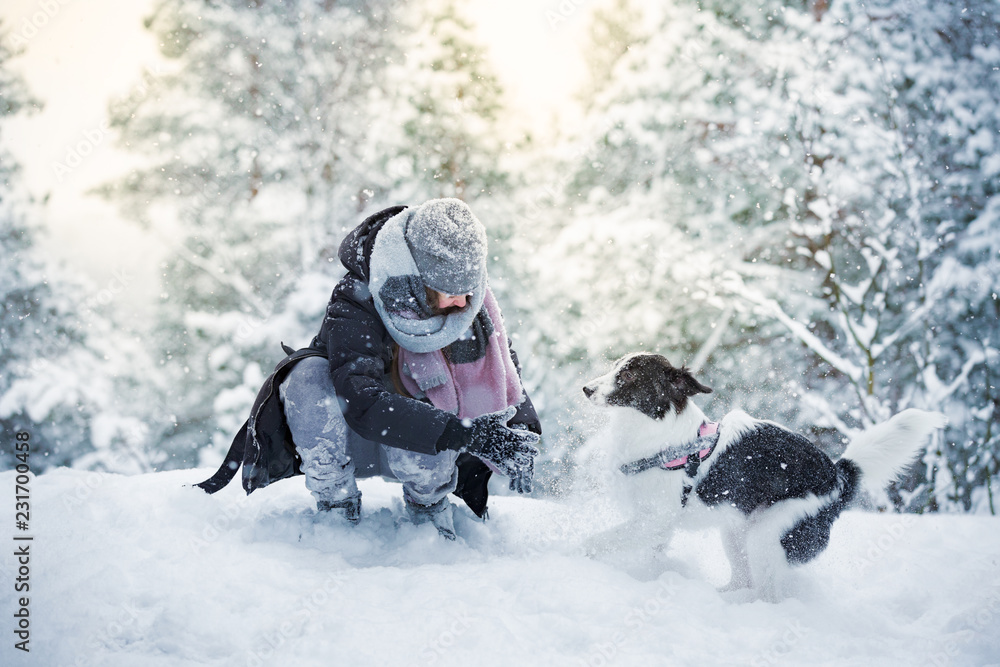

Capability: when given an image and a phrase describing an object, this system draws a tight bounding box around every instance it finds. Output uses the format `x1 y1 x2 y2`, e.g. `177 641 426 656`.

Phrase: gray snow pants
279 355 459 507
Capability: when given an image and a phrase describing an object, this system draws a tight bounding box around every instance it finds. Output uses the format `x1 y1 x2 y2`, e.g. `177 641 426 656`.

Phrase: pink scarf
398 289 524 420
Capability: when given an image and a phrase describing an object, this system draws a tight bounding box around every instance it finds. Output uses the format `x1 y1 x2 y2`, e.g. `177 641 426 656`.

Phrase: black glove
507 424 535 493
466 406 540 493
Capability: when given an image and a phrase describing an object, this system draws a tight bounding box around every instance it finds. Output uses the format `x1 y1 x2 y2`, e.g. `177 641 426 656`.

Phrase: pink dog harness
618 421 720 477
659 421 719 470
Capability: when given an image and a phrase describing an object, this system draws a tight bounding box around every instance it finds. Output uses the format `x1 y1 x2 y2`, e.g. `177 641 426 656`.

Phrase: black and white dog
581 352 945 597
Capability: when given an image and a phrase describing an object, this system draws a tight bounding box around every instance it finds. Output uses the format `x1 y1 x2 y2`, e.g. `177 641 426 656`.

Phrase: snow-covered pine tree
529 1 832 464
675 1 924 442
850 0 1000 512
389 0 506 202
103 0 402 467
580 0 644 106
724 0 1000 512
0 28 150 473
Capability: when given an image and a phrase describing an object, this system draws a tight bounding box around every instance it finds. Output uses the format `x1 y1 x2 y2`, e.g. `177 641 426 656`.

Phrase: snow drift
2 468 999 667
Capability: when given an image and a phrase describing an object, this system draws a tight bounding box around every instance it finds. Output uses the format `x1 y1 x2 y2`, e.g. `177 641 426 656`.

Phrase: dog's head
583 353 712 420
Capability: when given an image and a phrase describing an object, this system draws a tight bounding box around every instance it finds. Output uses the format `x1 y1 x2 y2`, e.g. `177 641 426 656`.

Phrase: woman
197 199 541 540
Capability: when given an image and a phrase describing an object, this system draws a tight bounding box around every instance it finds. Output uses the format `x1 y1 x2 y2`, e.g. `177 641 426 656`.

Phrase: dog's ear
674 367 712 397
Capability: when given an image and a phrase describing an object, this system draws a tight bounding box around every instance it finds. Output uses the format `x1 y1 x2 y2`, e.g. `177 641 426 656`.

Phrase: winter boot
405 497 457 540
317 493 362 525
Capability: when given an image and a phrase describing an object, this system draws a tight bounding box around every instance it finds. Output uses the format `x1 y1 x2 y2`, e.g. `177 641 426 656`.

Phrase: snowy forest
1 0 999 516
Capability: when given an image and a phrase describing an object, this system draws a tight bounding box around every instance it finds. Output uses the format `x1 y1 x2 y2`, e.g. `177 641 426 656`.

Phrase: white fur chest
596 406 710 518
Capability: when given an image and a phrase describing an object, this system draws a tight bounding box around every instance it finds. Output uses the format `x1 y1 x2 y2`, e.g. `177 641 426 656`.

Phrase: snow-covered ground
2 468 999 667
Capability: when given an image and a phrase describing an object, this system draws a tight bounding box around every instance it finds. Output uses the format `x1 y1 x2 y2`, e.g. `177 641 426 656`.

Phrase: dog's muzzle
583 383 607 404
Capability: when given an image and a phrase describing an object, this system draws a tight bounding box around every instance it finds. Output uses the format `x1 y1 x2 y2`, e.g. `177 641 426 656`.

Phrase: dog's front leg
720 524 752 591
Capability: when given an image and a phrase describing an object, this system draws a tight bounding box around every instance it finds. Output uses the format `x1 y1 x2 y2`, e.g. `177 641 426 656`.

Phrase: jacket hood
338 205 408 281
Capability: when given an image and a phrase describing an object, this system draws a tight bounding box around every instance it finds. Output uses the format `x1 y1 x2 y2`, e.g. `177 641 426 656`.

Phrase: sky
2 0 168 318
0 0 591 316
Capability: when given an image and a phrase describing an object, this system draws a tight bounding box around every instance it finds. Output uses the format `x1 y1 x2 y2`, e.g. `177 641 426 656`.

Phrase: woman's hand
465 406 540 493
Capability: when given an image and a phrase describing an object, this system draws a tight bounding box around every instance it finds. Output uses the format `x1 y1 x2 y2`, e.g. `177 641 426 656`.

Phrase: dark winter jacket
196 205 541 517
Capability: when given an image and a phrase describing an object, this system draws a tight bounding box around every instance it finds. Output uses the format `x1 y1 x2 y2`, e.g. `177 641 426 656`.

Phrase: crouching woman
197 199 541 540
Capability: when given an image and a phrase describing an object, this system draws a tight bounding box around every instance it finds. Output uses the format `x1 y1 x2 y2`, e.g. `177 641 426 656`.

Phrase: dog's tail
838 409 947 494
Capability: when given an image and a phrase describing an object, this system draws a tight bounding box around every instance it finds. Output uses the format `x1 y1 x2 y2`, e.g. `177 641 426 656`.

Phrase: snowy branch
922 351 986 407
689 305 733 374
153 229 272 318
727 274 864 384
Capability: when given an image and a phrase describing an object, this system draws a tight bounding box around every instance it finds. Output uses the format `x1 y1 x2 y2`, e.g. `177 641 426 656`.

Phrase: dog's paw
717 579 751 594
718 586 759 604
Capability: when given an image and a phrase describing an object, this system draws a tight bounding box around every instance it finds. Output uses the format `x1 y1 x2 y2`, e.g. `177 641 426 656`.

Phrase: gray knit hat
405 198 487 295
